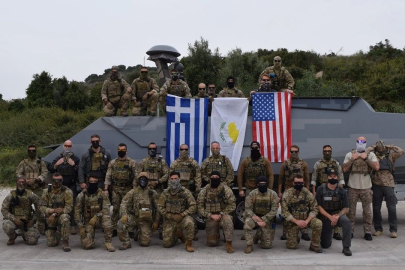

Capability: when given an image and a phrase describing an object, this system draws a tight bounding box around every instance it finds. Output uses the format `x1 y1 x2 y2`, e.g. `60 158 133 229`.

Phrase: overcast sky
1 0 404 100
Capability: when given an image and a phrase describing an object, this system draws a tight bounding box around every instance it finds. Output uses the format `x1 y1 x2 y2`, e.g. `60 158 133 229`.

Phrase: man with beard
159 69 191 113
40 173 73 252
218 76 245 97
250 74 276 96
16 144 48 234
1 175 40 246
279 145 311 241
201 141 234 188
281 174 323 253
130 66 159 116
157 171 197 252
193 83 209 99
367 140 403 238
102 65 132 116
343 136 379 241
74 174 115 252
259 56 294 93
118 172 160 249
197 171 236 253
243 176 279 253
49 140 80 235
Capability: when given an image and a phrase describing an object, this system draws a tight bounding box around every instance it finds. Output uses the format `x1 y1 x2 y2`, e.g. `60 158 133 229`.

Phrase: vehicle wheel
233 196 245 230
195 213 206 230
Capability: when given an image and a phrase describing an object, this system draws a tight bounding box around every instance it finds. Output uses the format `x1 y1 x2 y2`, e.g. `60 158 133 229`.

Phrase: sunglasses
64 145 72 148
251 146 259 150
274 60 281 62
198 88 206 90
208 87 215 89
118 150 127 152
91 140 100 143
293 182 304 185
262 79 270 82
323 150 331 153
28 150 36 152
290 151 299 154
141 71 148 74
357 140 366 143
172 73 178 76
180 149 188 151
148 148 156 150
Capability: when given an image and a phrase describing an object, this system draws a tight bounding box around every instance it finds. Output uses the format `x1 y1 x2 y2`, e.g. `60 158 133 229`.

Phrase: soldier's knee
25 228 40 245
59 214 70 223
2 220 16 235
163 240 174 248
321 241 331 249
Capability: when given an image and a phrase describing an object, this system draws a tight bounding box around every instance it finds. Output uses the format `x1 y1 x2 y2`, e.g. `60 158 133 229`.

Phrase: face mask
260 82 271 92
140 73 148 80
87 182 98 194
117 151 126 158
251 148 261 160
323 153 332 160
376 148 387 156
111 72 118 80
17 181 26 191
293 183 304 191
328 178 338 185
227 81 235 88
138 177 148 189
148 148 157 157
16 188 25 196
179 150 188 160
211 149 220 156
169 179 181 191
290 152 299 161
91 141 100 149
28 150 36 158
210 178 221 188
356 142 366 153
258 184 267 194
52 179 63 190
172 75 179 81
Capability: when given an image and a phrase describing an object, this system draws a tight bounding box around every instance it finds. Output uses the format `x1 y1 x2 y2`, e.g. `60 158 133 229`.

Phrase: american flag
252 92 292 162
166 95 209 166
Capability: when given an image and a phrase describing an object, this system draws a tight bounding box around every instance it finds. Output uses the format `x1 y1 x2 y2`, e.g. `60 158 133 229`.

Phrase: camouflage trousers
162 216 194 248
103 94 130 117
45 213 70 247
285 218 322 249
244 217 275 248
28 186 45 234
2 219 40 245
347 187 373 234
112 186 132 230
118 214 153 246
80 215 113 250
205 214 234 246
132 92 159 116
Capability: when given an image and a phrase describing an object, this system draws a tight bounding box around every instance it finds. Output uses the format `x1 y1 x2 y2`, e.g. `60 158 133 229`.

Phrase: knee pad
2 220 16 235
25 228 40 245
82 237 95 250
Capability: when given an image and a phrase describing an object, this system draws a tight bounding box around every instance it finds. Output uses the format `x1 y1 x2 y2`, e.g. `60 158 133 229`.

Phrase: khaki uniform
259 66 294 91
170 157 202 196
118 187 160 246
237 156 274 196
131 77 159 116
74 188 112 249
1 190 40 245
136 156 169 194
159 79 191 113
244 189 279 248
105 157 137 230
279 158 310 191
101 77 131 116
197 184 236 246
157 187 196 248
281 187 322 249
201 155 234 187
217 87 245 98
40 186 73 247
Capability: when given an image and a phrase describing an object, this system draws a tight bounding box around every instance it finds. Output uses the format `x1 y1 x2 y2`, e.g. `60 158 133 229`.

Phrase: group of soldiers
101 56 295 117
2 133 403 256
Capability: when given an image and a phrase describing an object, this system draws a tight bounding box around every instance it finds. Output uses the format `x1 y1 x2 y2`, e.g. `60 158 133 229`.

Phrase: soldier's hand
257 221 266 227
26 179 36 187
27 219 35 228
278 192 283 200
360 153 368 159
55 158 64 166
150 180 158 188
88 215 98 227
134 101 141 107
55 208 64 215
13 218 24 227
47 213 57 224
104 190 109 196
127 87 132 93
252 215 262 223
295 220 307 228
330 215 339 226
172 214 184 223
239 191 245 197
352 153 359 160
80 183 87 189
67 158 75 166
250 91 256 96
210 214 221 222
142 93 149 101
152 222 159 232
121 215 128 225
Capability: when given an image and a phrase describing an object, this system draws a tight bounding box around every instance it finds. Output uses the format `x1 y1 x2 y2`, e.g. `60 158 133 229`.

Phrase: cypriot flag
210 98 249 170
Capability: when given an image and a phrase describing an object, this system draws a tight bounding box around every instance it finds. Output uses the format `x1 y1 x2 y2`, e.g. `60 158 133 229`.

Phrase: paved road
0 188 404 270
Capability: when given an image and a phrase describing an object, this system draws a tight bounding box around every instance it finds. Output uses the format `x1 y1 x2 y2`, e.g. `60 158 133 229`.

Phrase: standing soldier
193 83 209 99
75 174 115 252
40 173 73 252
281 174 323 253
49 140 80 235
101 65 132 116
157 171 197 252
201 141 234 188
197 171 236 253
342 136 379 241
311 145 344 240
104 143 137 235
244 176 279 253
1 175 40 246
218 76 245 98
259 56 294 93
279 144 311 241
367 140 404 238
118 173 160 249
79 134 111 191
159 69 191 113
207 83 217 116
16 144 48 234
131 66 160 116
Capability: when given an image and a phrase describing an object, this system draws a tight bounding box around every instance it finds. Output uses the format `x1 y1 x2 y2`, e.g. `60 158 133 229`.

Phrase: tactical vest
288 192 309 220
91 152 105 172
244 157 266 186
267 67 286 91
47 188 67 209
112 159 132 185
350 151 371 175
84 190 103 221
22 159 41 180
284 159 304 186
144 157 162 181
173 158 195 187
107 79 123 97
378 155 393 172
165 190 187 214
222 88 240 97
320 184 342 214
10 190 33 220
205 186 226 214
253 191 272 216
316 158 339 185
168 82 186 96
133 188 153 221
135 79 151 99
206 156 228 182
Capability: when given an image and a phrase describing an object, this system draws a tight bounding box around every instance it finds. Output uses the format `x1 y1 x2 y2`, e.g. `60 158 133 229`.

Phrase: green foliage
64 81 89 111
26 71 54 108
7 99 25 112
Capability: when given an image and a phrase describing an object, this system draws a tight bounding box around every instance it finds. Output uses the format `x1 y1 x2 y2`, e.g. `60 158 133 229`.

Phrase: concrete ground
0 188 404 270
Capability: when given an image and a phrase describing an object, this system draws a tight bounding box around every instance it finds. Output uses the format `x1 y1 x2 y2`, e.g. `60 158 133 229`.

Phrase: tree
53 76 69 109
8 99 25 112
64 81 89 111
26 71 54 108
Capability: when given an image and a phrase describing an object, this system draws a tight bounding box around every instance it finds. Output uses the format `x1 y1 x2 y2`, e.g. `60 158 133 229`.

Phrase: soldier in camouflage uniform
40 173 73 252
131 66 159 116
101 65 132 117
75 174 115 252
217 76 245 98
201 141 234 188
193 83 209 99
197 171 236 253
1 175 40 246
279 145 311 240
206 83 217 116
281 174 323 253
244 176 279 253
16 144 48 234
159 69 192 113
259 56 294 93
311 145 345 240
118 172 160 249
367 140 404 238
157 171 197 252
104 143 137 233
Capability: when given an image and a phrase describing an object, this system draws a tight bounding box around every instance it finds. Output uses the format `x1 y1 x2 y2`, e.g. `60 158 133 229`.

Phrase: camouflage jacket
130 77 159 101
160 79 191 98
201 155 234 187
245 189 279 223
157 187 196 217
120 187 160 224
170 156 202 193
259 66 294 90
74 188 110 226
197 184 236 219
217 87 245 98
105 157 137 186
281 187 318 222
16 158 48 189
237 156 274 191
136 156 169 185
40 186 73 216
1 189 40 221
101 77 131 100
311 158 344 187
279 158 310 190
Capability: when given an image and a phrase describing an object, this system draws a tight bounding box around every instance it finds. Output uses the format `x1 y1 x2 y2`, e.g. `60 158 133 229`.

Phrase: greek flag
166 95 209 166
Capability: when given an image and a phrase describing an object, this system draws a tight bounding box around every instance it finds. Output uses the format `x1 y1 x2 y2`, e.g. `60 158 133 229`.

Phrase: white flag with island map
210 98 249 170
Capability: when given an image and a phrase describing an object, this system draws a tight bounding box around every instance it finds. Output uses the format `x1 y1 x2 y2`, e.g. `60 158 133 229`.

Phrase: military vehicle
43 45 405 229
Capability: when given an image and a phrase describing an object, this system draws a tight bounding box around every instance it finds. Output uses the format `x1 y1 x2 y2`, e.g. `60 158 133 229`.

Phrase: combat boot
105 242 115 252
309 244 322 253
301 233 311 241
119 242 132 250
244 245 253 254
280 232 286 240
333 233 342 240
342 247 352 256
62 240 71 252
185 240 194 252
7 232 17 246
225 241 234 253
193 235 199 241
373 230 383 236
241 234 246 240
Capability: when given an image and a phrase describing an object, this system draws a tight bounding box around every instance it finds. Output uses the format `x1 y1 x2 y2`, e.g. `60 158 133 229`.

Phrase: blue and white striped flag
166 95 209 166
